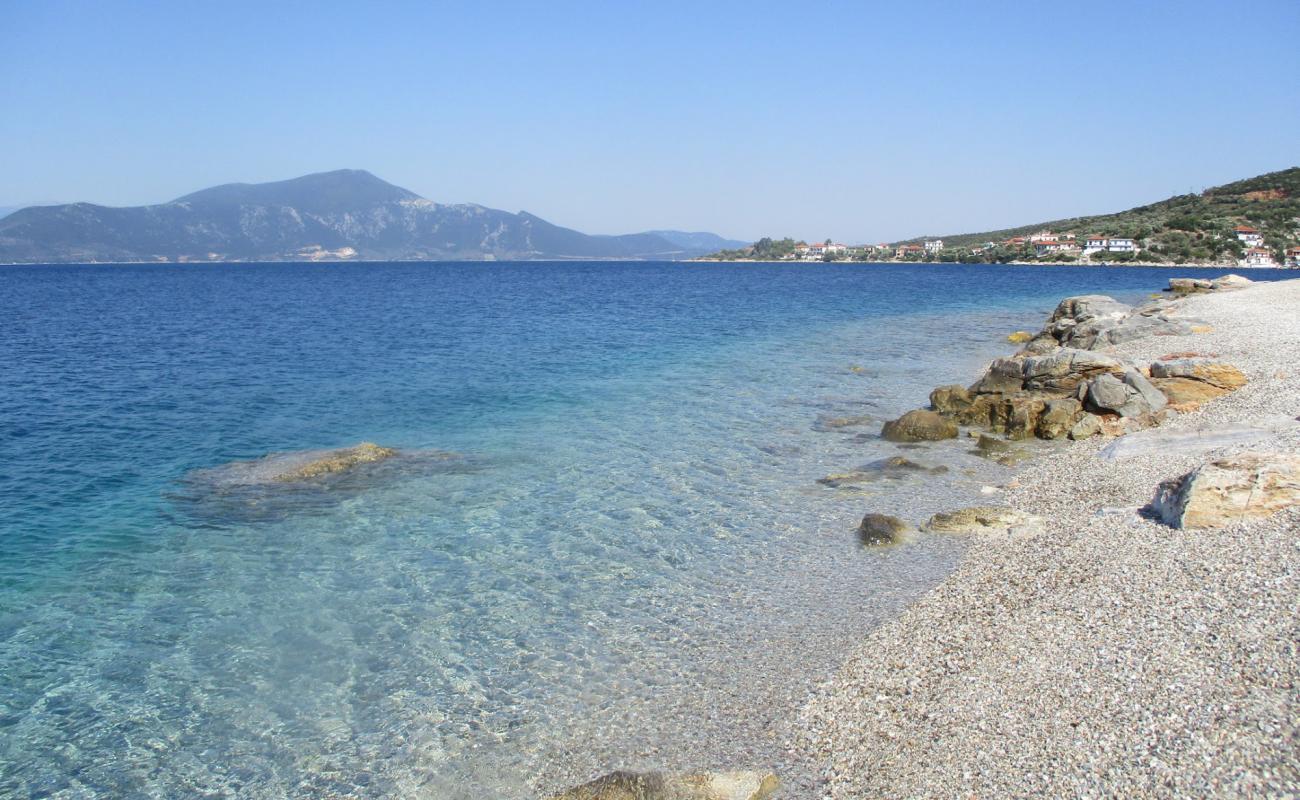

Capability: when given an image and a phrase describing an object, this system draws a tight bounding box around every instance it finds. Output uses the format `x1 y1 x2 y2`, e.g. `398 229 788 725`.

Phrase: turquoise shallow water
0 262 1287 797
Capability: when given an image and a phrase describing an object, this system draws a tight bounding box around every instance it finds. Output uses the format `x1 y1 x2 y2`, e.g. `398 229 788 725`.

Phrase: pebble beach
795 277 1300 798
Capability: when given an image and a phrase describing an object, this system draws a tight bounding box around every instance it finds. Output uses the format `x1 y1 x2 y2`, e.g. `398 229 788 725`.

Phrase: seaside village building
794 242 848 260
1287 247 1300 268
1082 236 1138 255
1234 226 1264 248
924 239 944 253
1034 239 1082 257
895 243 926 258
1242 247 1278 267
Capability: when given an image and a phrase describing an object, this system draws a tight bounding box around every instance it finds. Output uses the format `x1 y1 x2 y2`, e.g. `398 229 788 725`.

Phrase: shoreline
792 277 1300 797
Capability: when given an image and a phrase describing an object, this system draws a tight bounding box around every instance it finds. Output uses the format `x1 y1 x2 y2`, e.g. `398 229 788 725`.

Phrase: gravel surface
794 277 1300 798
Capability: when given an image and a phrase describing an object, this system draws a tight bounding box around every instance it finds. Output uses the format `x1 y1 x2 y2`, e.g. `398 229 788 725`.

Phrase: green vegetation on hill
706 236 800 261
703 167 1300 266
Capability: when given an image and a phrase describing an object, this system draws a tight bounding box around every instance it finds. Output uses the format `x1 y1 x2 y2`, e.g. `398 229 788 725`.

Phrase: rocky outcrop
922 506 1046 537
551 770 780 800
269 442 398 481
1151 452 1300 529
857 513 913 545
880 409 958 442
1039 295 1196 350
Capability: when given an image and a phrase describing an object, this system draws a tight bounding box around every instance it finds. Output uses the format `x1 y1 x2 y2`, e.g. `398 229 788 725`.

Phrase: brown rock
1151 452 1300 529
929 384 973 415
1149 358 1246 390
881 409 959 442
1036 397 1083 440
857 513 912 545
270 442 398 482
1006 330 1034 343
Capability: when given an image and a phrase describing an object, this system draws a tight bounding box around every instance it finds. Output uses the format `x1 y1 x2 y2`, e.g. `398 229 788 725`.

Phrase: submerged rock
550 770 780 800
881 409 958 442
857 513 913 545
922 506 1046 537
818 456 949 488
813 413 877 431
1151 452 1300 529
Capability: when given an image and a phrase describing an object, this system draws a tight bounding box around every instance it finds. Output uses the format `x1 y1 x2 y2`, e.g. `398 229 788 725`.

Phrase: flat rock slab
1098 422 1297 462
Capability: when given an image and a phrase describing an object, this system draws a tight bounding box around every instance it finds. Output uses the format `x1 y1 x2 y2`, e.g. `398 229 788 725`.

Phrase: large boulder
1084 371 1165 418
1149 358 1247 390
881 409 958 442
922 506 1046 537
1068 412 1103 440
1151 453 1300 529
551 770 780 800
857 513 913 545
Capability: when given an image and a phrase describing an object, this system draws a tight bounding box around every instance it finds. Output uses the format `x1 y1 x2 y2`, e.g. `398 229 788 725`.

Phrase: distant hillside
903 167 1300 262
0 170 733 263
703 167 1300 266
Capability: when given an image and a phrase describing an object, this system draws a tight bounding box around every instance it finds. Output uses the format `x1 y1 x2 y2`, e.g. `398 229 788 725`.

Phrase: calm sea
0 262 1285 797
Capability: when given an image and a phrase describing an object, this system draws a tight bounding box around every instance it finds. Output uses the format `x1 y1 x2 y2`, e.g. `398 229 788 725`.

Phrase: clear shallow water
0 262 1286 797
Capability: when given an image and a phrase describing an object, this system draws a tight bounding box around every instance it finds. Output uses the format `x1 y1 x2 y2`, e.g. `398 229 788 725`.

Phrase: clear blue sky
3 0 1297 242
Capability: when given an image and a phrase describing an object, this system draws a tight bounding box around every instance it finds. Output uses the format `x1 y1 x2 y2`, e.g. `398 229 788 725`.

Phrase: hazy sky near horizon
3 0 1298 242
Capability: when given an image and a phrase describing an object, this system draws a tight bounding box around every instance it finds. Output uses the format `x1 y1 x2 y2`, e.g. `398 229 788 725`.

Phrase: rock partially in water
1150 452 1300 529
922 506 1046 537
857 513 913 546
817 456 949 488
880 409 958 442
1006 330 1034 344
550 770 780 800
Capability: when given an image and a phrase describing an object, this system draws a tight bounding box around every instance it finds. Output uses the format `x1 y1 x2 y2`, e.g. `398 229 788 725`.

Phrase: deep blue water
0 262 1287 797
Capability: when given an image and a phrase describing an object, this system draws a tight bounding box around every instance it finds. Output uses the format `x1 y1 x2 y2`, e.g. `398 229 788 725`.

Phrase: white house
1028 230 1058 243
1242 247 1277 267
1083 236 1137 255
924 239 944 253
1234 226 1264 248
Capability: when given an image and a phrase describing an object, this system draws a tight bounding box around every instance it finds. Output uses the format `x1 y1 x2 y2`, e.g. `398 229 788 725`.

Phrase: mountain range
0 170 748 263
